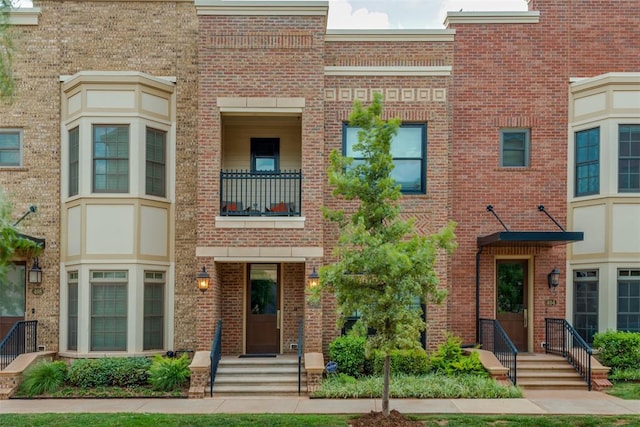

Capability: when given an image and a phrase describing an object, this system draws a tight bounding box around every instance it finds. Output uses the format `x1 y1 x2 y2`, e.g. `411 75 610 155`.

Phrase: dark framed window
143 271 164 350
251 138 279 173
90 271 127 351
573 270 598 344
69 127 79 197
343 123 426 194
575 127 599 196
93 125 129 193
500 129 530 167
145 127 166 197
618 124 640 192
68 272 78 351
617 269 640 333
0 130 22 167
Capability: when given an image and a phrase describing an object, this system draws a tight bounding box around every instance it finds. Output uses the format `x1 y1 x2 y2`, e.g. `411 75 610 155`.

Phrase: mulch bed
349 410 424 427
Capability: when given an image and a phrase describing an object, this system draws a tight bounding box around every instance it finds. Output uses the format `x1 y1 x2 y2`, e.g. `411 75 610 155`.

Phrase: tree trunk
382 354 390 416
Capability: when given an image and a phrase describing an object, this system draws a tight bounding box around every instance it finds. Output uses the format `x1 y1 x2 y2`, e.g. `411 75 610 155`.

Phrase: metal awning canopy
477 231 584 248
18 233 46 249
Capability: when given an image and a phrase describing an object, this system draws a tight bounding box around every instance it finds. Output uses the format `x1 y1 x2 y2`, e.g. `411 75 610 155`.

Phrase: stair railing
209 319 223 397
297 318 304 396
545 318 592 390
0 320 38 370
478 318 518 385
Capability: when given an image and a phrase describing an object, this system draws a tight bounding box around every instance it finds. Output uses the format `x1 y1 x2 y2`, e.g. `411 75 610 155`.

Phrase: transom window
500 129 530 167
0 130 22 167
343 123 426 194
573 270 598 344
619 124 640 192
145 128 166 197
618 269 640 333
93 125 129 193
575 127 600 197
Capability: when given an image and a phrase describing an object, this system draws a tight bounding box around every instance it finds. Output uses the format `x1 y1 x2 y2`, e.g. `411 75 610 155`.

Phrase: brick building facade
0 0 638 361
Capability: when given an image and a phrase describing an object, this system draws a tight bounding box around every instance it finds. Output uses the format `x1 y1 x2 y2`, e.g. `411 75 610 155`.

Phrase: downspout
475 245 483 343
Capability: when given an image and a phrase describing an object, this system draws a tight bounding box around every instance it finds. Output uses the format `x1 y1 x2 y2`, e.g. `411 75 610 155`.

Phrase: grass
1 414 640 427
606 382 640 400
312 373 522 399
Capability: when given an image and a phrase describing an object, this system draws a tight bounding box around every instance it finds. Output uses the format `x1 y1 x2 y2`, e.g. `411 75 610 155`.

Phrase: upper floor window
343 123 426 194
619 124 640 193
93 125 129 193
0 129 22 167
251 138 279 173
575 127 599 197
145 128 166 197
500 129 530 167
69 127 79 196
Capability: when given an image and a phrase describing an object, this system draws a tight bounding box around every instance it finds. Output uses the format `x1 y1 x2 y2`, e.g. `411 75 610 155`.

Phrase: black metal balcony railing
479 318 518 385
220 170 302 217
0 320 38 370
545 318 593 390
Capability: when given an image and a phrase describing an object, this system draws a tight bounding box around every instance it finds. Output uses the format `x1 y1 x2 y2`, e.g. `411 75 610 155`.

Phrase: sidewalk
2 390 640 415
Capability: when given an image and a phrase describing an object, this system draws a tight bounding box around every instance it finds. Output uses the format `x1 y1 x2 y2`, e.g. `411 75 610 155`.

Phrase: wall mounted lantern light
547 267 560 289
308 266 319 289
28 258 43 284
196 266 211 293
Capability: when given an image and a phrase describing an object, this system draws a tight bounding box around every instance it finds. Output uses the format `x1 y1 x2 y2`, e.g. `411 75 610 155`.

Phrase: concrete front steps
516 353 588 391
211 355 307 396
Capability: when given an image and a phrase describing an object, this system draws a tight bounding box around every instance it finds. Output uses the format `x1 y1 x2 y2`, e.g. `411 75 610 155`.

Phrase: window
618 269 640 332
251 138 279 173
573 270 598 344
143 271 164 350
68 272 78 351
69 127 79 196
344 123 426 193
575 127 599 196
145 128 166 197
500 129 530 167
93 125 129 193
619 124 640 192
0 130 22 167
90 271 127 351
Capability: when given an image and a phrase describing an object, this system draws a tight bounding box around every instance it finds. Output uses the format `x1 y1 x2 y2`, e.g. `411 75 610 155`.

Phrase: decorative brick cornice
324 87 447 103
207 33 313 49
195 0 328 16
326 30 455 42
444 11 540 26
324 66 451 77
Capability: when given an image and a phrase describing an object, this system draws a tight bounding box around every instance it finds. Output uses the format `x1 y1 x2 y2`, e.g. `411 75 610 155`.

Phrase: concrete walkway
2 390 640 415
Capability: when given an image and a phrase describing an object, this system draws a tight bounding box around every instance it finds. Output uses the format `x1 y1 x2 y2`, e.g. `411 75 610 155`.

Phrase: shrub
19 360 67 396
592 330 640 370
609 367 640 382
68 357 151 388
372 349 429 376
429 333 486 376
148 354 191 391
328 335 367 377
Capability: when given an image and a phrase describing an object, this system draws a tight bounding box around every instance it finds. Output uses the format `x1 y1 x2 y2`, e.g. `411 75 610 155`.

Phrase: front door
0 263 26 340
496 260 528 352
246 264 280 354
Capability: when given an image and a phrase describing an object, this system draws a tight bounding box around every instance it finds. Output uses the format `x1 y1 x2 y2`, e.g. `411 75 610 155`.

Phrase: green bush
148 354 191 391
68 357 151 388
429 334 486 376
609 367 640 382
19 360 67 397
372 349 429 376
328 335 367 377
592 330 640 370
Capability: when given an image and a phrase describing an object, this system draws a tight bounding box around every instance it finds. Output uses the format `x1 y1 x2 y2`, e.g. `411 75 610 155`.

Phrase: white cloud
328 0 391 29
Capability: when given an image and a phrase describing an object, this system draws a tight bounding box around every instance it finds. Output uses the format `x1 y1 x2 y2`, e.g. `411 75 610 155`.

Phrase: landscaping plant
19 360 67 397
148 353 191 391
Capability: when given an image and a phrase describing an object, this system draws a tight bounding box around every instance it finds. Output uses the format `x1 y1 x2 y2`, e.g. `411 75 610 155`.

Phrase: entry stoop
211 355 306 396
516 354 588 390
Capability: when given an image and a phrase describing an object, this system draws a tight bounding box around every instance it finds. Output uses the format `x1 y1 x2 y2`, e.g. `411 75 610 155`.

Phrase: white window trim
0 129 23 168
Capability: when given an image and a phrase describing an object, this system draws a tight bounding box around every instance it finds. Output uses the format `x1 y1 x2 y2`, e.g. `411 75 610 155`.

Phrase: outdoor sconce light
28 258 43 284
547 267 560 289
308 266 319 289
196 266 211 293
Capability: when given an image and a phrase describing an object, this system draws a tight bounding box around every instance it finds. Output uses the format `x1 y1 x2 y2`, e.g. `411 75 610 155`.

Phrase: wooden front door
496 260 528 352
246 264 280 354
0 263 26 340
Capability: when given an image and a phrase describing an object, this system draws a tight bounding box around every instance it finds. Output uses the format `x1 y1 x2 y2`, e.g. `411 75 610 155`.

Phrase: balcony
220 170 302 217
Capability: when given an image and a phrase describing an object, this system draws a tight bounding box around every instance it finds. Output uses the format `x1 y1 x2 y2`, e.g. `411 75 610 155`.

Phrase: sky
12 0 530 29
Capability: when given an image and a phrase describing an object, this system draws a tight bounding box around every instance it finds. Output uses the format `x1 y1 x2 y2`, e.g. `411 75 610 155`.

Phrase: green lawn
607 382 640 400
1 414 640 427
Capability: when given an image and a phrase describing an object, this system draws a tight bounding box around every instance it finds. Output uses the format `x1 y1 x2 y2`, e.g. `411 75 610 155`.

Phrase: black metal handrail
220 169 302 217
297 318 304 396
545 318 593 390
0 320 38 370
209 319 223 397
478 318 518 385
